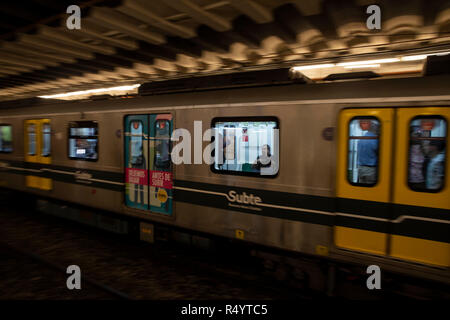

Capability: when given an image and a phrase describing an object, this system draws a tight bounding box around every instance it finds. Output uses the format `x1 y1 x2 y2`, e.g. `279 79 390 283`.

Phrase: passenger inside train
348 118 380 185
213 119 278 176
252 144 277 176
408 118 447 191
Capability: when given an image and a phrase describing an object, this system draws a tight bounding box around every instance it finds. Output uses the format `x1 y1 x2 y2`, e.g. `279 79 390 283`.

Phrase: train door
125 115 149 210
124 114 173 215
24 119 52 190
335 108 394 255
149 114 173 215
391 107 449 267
336 107 450 267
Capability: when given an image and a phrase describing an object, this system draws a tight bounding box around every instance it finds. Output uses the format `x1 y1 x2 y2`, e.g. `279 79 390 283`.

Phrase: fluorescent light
401 55 428 61
344 64 380 69
401 51 450 61
337 58 400 67
39 84 141 99
292 63 335 71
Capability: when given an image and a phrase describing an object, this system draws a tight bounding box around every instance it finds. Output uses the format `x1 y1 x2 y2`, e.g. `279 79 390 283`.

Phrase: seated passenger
252 144 277 175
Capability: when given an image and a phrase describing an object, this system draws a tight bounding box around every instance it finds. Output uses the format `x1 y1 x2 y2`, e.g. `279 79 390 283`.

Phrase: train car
0 68 449 290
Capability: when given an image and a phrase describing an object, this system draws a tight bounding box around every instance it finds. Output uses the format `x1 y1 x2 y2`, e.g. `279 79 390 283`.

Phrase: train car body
0 73 449 285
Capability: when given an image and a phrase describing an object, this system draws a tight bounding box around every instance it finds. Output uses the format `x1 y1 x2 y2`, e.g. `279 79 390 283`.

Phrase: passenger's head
359 120 371 131
422 140 446 156
262 144 271 157
359 120 379 134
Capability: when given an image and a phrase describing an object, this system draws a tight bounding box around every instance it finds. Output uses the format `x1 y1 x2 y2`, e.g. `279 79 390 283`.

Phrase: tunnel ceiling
0 0 449 100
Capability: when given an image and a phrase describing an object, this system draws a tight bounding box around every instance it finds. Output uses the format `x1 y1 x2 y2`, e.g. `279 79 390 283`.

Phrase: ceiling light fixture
39 84 141 99
401 51 450 61
401 54 429 61
337 58 400 67
344 64 380 69
291 63 335 71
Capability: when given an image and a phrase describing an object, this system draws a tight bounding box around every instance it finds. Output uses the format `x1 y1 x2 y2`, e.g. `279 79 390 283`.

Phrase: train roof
0 54 449 112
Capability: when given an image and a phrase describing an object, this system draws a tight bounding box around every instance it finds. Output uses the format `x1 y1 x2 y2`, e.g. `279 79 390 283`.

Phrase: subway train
0 66 449 289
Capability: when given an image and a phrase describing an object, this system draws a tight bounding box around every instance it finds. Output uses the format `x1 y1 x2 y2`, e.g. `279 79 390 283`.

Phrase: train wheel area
1 189 448 301
0 189 315 300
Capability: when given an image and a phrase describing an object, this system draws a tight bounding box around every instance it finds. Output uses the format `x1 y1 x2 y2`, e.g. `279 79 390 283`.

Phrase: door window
28 124 36 156
408 117 447 192
154 119 170 169
130 121 144 166
347 117 380 186
41 123 51 157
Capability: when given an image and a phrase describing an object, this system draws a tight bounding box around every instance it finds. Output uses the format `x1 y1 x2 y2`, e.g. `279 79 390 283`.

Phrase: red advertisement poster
150 170 173 189
242 127 248 142
125 168 148 185
421 119 435 131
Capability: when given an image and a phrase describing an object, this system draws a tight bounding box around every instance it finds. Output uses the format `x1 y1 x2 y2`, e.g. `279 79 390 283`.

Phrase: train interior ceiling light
291 51 450 78
38 84 141 100
37 50 450 100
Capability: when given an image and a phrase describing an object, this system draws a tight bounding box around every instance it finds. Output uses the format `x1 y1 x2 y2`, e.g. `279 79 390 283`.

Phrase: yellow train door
391 107 450 267
335 108 394 255
24 119 52 190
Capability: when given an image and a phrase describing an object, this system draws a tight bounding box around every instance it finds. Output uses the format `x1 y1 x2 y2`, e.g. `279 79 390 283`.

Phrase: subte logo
226 190 262 205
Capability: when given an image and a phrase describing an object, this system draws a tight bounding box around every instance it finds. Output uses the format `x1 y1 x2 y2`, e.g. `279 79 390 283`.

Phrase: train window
68 121 98 161
130 121 144 166
408 116 447 192
41 123 51 157
347 117 380 186
224 125 236 161
155 119 171 169
211 117 279 177
28 123 36 156
0 124 12 153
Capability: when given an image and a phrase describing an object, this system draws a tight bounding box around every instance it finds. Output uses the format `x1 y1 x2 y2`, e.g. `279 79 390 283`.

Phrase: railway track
0 241 133 300
141 241 317 300
2 192 446 300
0 200 314 300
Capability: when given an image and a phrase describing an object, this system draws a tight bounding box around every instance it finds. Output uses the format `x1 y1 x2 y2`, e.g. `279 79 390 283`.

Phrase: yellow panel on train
391 107 450 267
335 108 394 255
24 119 52 191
